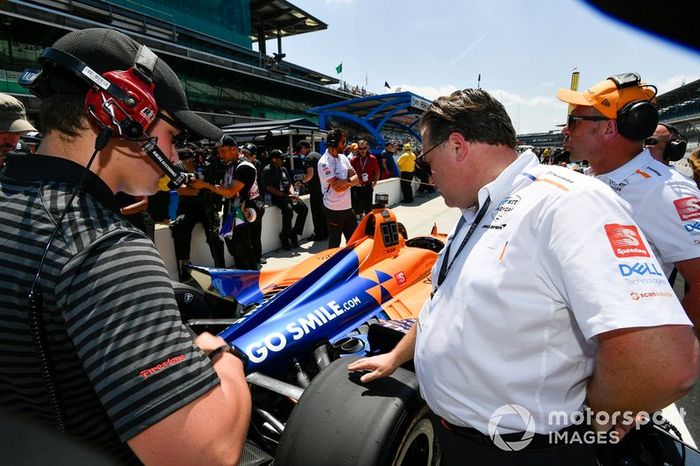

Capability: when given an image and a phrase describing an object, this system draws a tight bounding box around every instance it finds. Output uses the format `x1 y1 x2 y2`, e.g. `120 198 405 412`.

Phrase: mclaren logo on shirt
604 224 650 258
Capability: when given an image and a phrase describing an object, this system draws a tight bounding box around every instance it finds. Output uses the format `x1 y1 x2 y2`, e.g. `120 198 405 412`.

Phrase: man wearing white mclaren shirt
318 128 361 248
558 73 700 327
348 89 698 465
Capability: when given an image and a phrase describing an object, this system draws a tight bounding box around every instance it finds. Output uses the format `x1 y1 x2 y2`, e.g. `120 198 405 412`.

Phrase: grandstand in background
0 0 354 128
518 78 700 151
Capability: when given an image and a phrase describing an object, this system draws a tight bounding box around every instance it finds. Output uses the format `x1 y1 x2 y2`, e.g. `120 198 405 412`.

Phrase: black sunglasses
157 113 190 148
644 137 659 146
567 114 609 128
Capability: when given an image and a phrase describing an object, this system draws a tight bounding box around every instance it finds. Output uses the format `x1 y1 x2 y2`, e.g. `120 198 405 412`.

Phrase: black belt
438 416 588 451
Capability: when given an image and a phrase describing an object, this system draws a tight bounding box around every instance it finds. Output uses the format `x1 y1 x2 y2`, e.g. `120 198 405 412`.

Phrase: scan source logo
488 404 536 451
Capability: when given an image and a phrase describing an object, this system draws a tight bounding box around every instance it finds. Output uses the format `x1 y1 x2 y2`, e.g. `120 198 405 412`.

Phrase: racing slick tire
274 356 439 466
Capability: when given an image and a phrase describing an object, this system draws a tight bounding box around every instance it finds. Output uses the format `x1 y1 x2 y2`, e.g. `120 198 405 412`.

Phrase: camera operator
170 144 226 279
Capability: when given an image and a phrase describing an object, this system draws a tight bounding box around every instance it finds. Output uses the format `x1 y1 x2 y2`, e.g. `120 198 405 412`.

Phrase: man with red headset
0 28 250 465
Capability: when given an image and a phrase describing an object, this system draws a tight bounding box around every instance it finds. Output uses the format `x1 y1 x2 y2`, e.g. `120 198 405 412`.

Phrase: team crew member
318 128 361 248
350 139 380 217
263 150 308 250
240 143 266 265
0 28 250 465
192 135 262 270
299 140 328 241
349 89 698 465
396 142 416 202
0 92 36 166
645 122 688 165
558 74 700 326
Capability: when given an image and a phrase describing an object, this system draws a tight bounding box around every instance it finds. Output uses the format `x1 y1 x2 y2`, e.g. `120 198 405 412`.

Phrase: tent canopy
308 91 431 149
221 117 326 140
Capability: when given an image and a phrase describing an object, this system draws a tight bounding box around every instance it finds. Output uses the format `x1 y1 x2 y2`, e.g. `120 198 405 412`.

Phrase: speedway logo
674 197 700 221
618 262 663 277
604 224 650 258
394 271 407 287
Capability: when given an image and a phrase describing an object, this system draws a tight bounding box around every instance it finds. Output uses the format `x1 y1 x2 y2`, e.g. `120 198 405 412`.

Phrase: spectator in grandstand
0 93 36 166
318 128 361 248
350 139 380 217
378 140 399 179
645 123 688 165
397 142 416 202
0 27 250 465
298 140 328 241
263 150 308 250
559 73 700 325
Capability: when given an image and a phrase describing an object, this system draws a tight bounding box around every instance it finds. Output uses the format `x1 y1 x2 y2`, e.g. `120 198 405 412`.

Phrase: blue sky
261 0 700 134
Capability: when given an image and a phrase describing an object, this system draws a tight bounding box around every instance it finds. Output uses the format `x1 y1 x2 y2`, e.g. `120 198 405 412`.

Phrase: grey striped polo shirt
0 154 220 464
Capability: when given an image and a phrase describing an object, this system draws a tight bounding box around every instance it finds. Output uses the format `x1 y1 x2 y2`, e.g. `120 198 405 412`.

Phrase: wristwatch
208 344 248 367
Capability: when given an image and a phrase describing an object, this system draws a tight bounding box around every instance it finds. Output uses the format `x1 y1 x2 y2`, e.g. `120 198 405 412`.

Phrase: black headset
608 73 659 141
659 123 688 162
326 128 344 148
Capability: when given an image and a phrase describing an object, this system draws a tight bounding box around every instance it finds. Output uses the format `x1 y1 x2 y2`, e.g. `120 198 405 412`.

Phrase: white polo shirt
596 149 700 277
318 150 352 210
414 151 690 435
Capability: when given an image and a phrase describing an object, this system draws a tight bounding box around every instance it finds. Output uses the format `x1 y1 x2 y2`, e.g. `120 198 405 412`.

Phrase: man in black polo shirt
263 149 308 249
192 136 262 270
0 28 250 465
298 140 328 241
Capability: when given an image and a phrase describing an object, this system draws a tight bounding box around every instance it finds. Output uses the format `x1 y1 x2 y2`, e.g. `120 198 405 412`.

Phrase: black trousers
171 201 225 268
225 200 265 269
400 171 414 202
352 185 374 216
309 190 328 240
324 207 357 248
224 223 257 270
276 199 308 240
435 416 597 466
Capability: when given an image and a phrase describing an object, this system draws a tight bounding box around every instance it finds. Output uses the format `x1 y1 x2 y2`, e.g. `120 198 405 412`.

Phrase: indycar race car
185 200 446 465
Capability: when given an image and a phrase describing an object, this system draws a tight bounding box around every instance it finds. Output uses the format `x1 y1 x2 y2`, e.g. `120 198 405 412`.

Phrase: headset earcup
84 69 157 139
617 101 658 141
664 139 688 162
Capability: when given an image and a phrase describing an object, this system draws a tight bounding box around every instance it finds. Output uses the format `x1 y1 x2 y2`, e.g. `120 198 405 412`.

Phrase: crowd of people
2 26 700 466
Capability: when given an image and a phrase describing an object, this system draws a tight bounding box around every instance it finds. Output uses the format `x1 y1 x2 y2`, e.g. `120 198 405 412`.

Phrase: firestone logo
488 404 536 451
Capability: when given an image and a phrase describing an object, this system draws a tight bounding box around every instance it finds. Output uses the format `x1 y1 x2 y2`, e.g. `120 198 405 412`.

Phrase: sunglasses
419 137 449 169
566 114 609 128
157 112 190 148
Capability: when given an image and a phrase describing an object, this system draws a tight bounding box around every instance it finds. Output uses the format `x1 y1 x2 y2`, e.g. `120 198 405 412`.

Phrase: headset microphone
139 138 190 189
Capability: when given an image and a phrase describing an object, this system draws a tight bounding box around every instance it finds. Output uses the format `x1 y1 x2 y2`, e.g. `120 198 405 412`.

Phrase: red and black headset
20 45 189 187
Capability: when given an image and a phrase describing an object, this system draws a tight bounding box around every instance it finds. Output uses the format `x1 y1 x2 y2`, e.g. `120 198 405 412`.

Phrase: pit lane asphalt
261 191 698 446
